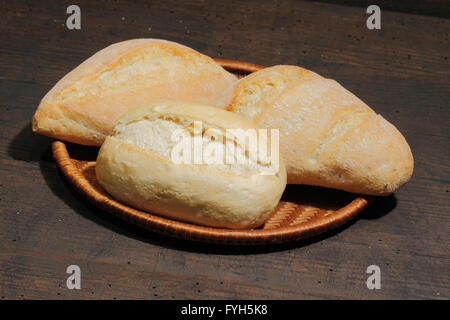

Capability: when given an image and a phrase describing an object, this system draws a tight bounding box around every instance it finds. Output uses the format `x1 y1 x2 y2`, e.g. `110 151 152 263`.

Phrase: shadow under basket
51 59 373 245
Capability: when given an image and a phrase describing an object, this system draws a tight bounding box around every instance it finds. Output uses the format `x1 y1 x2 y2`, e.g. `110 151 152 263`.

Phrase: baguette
226 65 414 195
32 39 238 146
95 101 287 229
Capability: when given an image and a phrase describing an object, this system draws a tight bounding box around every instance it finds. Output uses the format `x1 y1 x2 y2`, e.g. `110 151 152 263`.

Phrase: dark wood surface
1 0 449 300
312 0 450 18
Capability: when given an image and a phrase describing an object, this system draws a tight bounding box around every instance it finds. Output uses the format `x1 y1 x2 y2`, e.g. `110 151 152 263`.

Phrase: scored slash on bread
32 39 238 146
226 65 414 195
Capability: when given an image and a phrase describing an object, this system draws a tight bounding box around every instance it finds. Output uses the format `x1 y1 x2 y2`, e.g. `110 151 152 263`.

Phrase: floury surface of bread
226 65 414 195
95 101 287 229
32 39 238 146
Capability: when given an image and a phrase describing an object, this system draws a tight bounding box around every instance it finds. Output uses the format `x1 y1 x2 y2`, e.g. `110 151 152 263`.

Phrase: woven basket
52 59 373 245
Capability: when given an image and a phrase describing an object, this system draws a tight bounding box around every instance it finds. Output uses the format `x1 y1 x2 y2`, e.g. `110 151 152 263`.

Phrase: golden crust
226 65 414 195
95 101 287 229
32 39 238 146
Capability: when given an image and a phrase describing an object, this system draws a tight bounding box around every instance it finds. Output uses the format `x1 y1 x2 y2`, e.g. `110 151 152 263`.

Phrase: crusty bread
95 101 287 229
32 39 238 146
226 65 414 195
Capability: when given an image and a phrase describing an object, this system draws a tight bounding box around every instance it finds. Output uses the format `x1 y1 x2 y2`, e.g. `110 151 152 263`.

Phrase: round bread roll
95 101 287 229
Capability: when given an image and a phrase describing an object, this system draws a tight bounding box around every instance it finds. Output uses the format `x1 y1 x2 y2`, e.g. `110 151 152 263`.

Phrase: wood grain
311 0 450 18
0 0 449 299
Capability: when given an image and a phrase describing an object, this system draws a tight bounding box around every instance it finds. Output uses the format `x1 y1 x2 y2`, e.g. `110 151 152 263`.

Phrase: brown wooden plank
0 0 449 299
310 0 450 18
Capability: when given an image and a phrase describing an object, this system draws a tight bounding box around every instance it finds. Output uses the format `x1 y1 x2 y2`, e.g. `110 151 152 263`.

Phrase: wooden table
1 0 449 300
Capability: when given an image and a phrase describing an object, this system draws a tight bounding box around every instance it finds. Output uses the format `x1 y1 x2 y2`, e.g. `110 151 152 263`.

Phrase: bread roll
95 101 287 229
226 65 413 195
32 39 237 146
